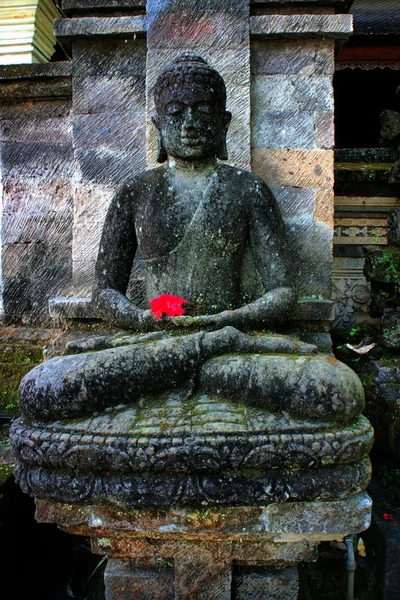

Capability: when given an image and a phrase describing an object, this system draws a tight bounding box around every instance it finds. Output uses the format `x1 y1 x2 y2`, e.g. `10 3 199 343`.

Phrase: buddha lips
149 294 188 319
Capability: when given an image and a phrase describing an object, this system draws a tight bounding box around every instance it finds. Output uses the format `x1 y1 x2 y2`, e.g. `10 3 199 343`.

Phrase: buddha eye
166 103 184 116
195 102 213 115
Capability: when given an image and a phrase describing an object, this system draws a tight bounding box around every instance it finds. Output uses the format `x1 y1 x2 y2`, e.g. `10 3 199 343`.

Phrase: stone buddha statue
11 54 372 509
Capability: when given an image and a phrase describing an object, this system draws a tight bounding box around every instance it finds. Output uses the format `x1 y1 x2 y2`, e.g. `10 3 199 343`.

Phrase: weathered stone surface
73 76 146 114
11 409 373 472
54 16 146 40
382 311 400 349
270 186 315 219
315 110 334 149
49 297 96 319
0 63 72 80
251 40 334 76
362 359 400 459
252 74 333 113
35 493 371 542
2 177 73 213
74 146 145 184
62 0 145 10
13 459 372 508
0 115 71 144
314 187 334 226
291 299 334 321
233 566 298 600
0 64 72 101
250 14 353 40
148 12 248 50
252 148 334 187
72 39 146 77
2 211 72 246
104 559 174 600
1 143 74 186
251 110 317 149
73 111 145 149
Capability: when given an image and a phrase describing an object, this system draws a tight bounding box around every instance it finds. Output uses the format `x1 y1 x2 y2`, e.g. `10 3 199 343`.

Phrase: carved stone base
35 493 372 600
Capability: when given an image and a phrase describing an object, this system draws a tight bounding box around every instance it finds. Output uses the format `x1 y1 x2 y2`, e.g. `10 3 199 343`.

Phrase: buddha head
152 53 232 163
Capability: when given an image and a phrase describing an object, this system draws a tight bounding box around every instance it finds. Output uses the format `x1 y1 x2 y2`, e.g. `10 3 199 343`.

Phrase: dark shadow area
335 68 400 149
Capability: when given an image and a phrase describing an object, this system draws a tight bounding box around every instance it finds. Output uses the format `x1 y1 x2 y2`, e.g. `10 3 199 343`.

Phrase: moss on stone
0 344 43 416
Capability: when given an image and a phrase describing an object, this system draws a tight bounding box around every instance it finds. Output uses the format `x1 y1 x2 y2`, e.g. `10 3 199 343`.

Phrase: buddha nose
183 107 195 129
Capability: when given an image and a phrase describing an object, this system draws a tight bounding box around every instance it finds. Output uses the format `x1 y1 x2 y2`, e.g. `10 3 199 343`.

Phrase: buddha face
153 85 231 162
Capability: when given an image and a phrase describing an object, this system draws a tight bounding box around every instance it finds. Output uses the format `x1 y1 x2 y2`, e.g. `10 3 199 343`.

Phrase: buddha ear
217 111 232 161
152 115 168 163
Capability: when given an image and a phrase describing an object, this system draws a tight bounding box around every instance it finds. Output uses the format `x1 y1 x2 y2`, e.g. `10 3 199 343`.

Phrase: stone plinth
35 494 371 599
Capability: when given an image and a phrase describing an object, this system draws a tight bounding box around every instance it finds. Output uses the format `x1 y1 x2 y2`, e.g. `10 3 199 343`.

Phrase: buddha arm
92 182 154 330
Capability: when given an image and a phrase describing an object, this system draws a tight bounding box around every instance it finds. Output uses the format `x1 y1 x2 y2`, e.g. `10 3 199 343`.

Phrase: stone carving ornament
11 54 373 508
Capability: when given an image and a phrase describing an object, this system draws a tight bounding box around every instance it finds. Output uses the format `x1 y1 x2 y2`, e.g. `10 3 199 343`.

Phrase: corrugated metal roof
352 0 400 36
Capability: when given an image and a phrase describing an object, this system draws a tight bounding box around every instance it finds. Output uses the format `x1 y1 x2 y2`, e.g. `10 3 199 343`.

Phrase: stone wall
0 63 73 324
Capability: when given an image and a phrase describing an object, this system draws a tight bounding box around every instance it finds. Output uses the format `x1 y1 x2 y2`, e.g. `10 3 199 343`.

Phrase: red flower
383 513 397 527
149 294 188 319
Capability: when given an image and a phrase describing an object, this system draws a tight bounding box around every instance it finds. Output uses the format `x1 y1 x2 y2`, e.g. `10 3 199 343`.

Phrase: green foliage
374 248 400 299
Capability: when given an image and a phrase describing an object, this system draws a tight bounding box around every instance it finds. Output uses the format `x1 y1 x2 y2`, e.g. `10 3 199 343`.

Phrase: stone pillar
250 13 352 300
55 15 147 296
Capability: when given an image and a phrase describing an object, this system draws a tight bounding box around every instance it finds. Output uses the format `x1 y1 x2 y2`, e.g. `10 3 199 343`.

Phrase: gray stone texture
363 359 400 460
104 559 174 600
251 37 336 299
233 566 299 600
71 39 146 295
250 14 353 40
0 70 74 321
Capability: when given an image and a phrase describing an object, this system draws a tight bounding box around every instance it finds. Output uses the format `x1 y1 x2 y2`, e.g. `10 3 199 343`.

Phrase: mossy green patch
0 344 43 416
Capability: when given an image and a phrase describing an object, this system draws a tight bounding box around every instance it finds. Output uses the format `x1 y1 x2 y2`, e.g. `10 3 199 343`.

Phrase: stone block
72 258 97 296
2 245 72 315
251 110 316 149
72 39 146 78
269 186 315 220
251 39 334 76
314 188 334 227
148 12 249 50
252 148 334 188
55 15 146 40
2 211 72 246
263 493 372 539
104 559 174 600
0 63 72 81
285 219 333 297
0 142 74 180
73 76 146 114
49 297 95 319
0 78 72 101
233 566 298 600
251 74 333 113
0 112 71 144
291 299 335 322
315 110 334 149
0 99 70 121
72 112 145 149
74 145 145 184
2 178 73 213
62 0 145 10
250 14 353 40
